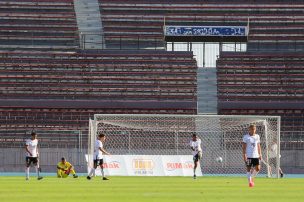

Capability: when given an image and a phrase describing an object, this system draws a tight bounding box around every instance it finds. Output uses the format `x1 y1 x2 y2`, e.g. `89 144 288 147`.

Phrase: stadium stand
99 0 304 51
0 0 303 173
217 52 304 150
0 0 79 50
99 0 304 153
0 50 197 132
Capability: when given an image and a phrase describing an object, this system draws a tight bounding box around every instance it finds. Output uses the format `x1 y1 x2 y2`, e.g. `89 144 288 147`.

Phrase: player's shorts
94 158 104 167
193 151 202 162
246 158 260 167
26 157 38 166
269 157 277 167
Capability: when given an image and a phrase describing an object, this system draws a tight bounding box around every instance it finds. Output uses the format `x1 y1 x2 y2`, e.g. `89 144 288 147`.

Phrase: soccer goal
88 114 281 178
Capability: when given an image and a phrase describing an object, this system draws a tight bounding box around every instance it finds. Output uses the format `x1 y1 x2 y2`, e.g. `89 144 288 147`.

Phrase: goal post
88 114 281 178
87 119 95 173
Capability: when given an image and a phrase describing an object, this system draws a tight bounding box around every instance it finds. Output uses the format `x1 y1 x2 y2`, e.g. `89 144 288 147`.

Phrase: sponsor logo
166 161 194 171
103 161 120 169
132 159 154 175
133 159 154 170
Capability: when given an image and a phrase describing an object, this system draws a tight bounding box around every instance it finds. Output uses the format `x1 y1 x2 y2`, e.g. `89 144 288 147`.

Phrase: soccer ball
215 157 223 163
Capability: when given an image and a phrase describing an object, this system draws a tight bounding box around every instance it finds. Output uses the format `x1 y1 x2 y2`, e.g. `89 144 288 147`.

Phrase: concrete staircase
197 68 218 114
73 0 104 49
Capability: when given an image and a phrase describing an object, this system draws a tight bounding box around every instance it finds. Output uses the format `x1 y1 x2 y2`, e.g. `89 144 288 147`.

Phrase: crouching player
57 157 78 178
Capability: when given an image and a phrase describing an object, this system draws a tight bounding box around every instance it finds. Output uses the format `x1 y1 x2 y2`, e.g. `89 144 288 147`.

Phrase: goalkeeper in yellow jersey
57 157 78 178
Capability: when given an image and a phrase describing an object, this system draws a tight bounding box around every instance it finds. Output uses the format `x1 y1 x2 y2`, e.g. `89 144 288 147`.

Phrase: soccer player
57 157 78 178
242 124 262 187
268 140 284 178
25 132 43 180
190 133 202 179
87 133 111 180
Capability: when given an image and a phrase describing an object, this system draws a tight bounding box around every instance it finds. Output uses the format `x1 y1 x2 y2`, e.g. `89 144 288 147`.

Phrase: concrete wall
197 68 217 114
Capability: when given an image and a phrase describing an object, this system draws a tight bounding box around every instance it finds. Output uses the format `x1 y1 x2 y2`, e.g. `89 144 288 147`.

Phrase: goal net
88 114 281 178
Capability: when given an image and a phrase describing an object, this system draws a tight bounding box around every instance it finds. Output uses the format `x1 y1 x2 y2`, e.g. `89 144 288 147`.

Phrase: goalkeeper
57 157 78 178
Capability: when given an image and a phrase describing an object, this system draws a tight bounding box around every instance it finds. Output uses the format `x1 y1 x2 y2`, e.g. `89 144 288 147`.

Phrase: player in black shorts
190 134 202 179
242 124 262 187
87 134 111 180
25 132 43 180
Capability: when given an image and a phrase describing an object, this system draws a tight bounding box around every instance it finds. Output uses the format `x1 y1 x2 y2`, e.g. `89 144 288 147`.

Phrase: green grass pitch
0 176 303 202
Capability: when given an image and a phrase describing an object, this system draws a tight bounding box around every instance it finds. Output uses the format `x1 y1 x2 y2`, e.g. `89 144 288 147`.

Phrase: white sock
246 172 252 183
252 169 259 178
88 168 95 177
35 166 40 177
26 167 30 179
101 168 105 178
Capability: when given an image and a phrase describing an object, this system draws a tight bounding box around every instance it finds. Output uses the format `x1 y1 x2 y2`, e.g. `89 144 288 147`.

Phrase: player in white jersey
190 133 202 179
87 133 111 180
268 140 284 178
25 132 43 180
242 124 261 187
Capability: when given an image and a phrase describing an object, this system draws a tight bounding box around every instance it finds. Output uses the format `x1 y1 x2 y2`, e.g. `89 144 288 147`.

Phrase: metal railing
79 32 166 50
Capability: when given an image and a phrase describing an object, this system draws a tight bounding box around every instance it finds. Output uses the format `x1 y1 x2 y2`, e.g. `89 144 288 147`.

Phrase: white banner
86 155 202 176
